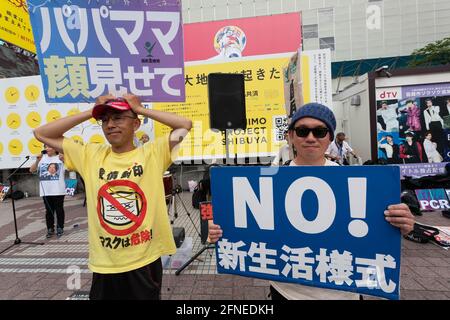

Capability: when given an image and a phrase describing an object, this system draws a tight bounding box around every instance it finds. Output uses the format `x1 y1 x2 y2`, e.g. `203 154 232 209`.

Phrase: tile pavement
0 192 449 300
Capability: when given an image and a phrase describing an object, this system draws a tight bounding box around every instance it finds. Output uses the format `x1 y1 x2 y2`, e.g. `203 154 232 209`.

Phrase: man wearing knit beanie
286 103 337 166
208 102 415 300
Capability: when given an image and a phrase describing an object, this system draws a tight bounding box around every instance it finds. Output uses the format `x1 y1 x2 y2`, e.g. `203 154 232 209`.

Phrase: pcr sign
210 166 402 300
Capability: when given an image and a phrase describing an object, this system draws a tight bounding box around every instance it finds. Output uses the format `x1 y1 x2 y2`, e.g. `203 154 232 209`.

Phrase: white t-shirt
38 154 66 196
272 143 291 166
326 140 353 165
270 159 360 300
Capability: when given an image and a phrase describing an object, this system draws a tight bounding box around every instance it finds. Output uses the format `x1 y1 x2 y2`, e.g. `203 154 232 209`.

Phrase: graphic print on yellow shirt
97 179 147 237
63 134 177 274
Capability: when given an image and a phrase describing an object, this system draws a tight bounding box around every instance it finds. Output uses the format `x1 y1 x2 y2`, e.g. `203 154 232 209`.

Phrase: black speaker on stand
208 73 247 164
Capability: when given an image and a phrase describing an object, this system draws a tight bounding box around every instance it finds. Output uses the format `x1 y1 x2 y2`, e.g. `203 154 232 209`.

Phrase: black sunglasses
294 126 329 138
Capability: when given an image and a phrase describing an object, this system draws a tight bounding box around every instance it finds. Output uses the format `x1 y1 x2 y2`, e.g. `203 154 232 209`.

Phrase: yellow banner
0 1 36 53
153 56 290 161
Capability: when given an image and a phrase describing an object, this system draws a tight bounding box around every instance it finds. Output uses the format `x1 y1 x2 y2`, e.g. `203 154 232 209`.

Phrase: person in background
30 145 66 238
325 132 358 165
271 131 291 166
208 103 415 300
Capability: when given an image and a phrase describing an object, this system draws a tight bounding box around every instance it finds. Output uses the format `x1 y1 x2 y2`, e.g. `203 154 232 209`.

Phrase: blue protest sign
27 0 185 103
210 166 402 300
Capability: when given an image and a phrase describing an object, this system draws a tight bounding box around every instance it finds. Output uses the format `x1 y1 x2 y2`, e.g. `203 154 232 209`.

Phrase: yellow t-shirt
63 135 176 274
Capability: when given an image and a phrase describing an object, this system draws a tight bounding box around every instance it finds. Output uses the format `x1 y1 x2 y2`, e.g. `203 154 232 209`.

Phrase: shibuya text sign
27 0 184 103
210 166 402 300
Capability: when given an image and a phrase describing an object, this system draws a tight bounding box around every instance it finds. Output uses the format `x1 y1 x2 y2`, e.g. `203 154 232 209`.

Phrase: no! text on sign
210 165 402 300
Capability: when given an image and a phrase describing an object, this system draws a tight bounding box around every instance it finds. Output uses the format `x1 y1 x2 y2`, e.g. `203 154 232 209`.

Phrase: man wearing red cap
34 93 192 300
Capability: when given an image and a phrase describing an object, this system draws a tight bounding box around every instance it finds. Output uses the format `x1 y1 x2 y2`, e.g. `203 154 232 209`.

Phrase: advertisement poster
152 54 290 161
398 162 447 179
211 166 402 300
376 83 450 165
283 50 303 118
27 0 185 103
284 49 333 118
301 49 333 108
183 13 301 62
414 188 450 211
0 75 153 170
0 0 35 53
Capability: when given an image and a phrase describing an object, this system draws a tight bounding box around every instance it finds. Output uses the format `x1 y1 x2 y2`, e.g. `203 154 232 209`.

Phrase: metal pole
9 178 20 244
225 129 232 165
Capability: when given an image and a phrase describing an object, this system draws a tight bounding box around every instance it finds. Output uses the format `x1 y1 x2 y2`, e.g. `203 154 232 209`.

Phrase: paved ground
0 192 449 300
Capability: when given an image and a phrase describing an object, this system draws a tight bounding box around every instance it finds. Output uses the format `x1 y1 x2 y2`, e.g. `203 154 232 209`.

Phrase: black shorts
89 258 163 300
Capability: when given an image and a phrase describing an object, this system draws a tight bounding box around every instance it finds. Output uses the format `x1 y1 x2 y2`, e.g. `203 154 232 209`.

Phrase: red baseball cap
92 98 132 120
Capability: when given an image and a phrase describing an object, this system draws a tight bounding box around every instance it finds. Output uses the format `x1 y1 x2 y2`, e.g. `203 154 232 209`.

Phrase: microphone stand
0 156 44 255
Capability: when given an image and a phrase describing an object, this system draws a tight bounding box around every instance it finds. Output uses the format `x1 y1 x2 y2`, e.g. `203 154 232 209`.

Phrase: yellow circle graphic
0 142 3 155
89 134 105 144
71 135 84 144
28 138 43 155
25 85 40 102
5 87 20 104
0 117 2 128
89 117 98 125
67 108 80 117
7 113 21 129
26 112 42 128
8 139 23 156
46 110 62 123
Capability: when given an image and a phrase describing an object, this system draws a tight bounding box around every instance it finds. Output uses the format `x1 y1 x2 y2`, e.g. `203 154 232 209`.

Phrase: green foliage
409 37 450 67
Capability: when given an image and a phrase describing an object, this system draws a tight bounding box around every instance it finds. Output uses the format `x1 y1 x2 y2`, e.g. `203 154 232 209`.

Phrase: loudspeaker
208 73 246 131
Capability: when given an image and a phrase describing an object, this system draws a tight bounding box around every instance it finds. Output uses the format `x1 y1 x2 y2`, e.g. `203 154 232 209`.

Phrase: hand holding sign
384 203 415 235
208 222 222 243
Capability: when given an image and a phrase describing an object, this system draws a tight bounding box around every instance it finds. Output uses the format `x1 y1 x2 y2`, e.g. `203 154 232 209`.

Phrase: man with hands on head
33 93 192 300
208 103 415 300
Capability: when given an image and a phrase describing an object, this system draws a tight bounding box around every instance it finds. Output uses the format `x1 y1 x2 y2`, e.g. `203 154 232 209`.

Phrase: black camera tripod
166 185 214 275
0 157 44 255
168 185 202 237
